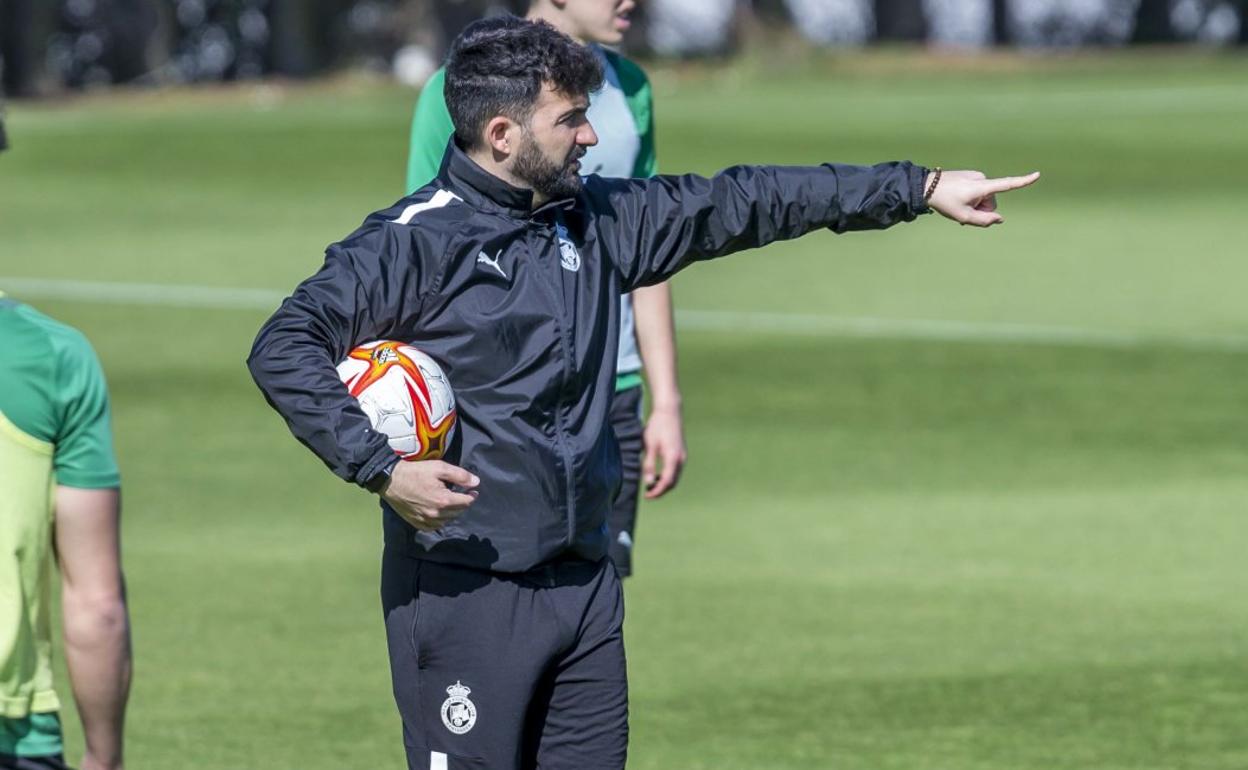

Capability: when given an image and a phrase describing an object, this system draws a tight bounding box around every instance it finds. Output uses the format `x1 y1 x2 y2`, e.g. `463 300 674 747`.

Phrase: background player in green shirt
0 297 131 770
406 0 686 577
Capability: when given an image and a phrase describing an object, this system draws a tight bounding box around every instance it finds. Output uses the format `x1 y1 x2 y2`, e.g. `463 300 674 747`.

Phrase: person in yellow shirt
0 296 131 770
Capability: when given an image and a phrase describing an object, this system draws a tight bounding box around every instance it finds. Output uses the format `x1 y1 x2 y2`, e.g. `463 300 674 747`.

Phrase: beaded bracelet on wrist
924 167 943 202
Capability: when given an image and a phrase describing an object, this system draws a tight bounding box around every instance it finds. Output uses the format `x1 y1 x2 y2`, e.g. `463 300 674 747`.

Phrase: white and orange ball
336 340 457 461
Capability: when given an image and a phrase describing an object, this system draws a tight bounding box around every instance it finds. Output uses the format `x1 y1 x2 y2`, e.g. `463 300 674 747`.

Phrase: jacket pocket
408 559 424 662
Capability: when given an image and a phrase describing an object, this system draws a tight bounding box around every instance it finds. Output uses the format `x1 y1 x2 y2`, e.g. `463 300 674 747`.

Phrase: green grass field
3 51 1247 769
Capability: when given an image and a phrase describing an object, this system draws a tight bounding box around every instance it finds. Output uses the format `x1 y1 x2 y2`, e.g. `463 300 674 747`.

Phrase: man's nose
579 122 599 147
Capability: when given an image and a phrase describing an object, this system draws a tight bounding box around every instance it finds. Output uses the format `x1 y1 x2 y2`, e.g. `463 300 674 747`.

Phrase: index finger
645 451 685 500
434 461 480 488
645 465 675 499
983 171 1040 195
439 489 478 513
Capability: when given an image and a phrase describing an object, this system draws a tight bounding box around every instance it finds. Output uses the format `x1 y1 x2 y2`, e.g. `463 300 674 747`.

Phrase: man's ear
484 116 517 158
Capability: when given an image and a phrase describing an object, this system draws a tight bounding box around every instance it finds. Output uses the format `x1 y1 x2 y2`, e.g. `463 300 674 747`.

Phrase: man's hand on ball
926 170 1040 227
381 460 479 532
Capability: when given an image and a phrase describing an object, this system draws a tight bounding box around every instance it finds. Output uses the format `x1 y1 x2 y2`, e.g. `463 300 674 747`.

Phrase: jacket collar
437 140 576 220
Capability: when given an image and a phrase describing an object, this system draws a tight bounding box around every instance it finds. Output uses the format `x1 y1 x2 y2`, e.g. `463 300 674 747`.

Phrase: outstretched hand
926 170 1040 227
381 460 479 532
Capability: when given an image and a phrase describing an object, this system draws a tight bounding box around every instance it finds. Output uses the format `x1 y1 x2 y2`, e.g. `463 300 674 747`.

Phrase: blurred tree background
0 0 1245 96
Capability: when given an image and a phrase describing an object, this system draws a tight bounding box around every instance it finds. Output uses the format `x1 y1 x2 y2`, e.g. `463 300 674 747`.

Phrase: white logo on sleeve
389 189 462 225
556 222 581 273
476 250 507 279
441 681 478 734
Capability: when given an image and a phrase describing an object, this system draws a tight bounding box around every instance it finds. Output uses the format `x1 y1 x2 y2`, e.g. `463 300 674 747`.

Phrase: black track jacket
248 143 930 573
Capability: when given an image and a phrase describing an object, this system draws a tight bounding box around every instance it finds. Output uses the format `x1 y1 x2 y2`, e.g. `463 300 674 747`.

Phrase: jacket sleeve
588 161 929 291
246 228 421 488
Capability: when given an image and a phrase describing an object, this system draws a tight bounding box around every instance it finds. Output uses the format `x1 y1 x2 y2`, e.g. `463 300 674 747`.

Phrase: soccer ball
336 340 457 461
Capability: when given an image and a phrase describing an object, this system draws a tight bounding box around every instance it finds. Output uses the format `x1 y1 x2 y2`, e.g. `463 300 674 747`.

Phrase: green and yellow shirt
0 296 119 754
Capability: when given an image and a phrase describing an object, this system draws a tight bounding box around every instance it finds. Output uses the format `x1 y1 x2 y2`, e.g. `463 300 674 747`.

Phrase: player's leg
382 551 564 770
526 559 628 770
607 385 644 577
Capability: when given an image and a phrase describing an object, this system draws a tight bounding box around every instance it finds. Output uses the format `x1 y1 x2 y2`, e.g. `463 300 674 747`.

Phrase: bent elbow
63 592 130 646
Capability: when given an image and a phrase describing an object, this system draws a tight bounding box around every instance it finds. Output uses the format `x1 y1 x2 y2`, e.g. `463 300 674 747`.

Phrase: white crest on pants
441 680 478 734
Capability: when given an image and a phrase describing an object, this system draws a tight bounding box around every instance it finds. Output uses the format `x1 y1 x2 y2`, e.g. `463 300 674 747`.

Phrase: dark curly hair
444 15 604 152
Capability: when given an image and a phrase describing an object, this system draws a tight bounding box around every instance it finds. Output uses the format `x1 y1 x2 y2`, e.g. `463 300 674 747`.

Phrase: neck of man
526 5 587 44
465 146 550 211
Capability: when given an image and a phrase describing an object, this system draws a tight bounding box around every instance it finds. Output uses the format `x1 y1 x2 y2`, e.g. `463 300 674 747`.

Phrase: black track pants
382 552 627 770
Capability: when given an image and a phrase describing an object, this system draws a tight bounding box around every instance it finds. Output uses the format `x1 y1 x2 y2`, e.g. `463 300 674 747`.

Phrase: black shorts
0 712 70 770
0 754 71 770
382 551 628 770
607 385 644 577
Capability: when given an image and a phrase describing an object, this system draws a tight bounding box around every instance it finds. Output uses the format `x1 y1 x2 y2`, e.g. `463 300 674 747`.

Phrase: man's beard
513 135 583 200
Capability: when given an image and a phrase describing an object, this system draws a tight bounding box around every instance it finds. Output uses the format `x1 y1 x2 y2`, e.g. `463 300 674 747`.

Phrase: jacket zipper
529 218 579 549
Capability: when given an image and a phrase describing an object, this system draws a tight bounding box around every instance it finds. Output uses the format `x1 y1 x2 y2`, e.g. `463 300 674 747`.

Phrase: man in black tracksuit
248 16 1037 770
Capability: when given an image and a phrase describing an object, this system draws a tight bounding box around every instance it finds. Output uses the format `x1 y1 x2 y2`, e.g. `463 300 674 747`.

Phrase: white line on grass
4 276 1248 353
1 277 287 310
675 310 1248 352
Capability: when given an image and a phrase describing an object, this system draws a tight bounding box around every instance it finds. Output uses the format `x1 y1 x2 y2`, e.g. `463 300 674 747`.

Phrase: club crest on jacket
556 222 581 272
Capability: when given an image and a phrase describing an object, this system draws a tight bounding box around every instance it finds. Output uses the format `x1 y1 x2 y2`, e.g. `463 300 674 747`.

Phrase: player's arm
589 163 1037 290
405 68 455 195
631 283 686 498
56 486 129 770
619 63 688 499
50 331 129 770
621 57 687 499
